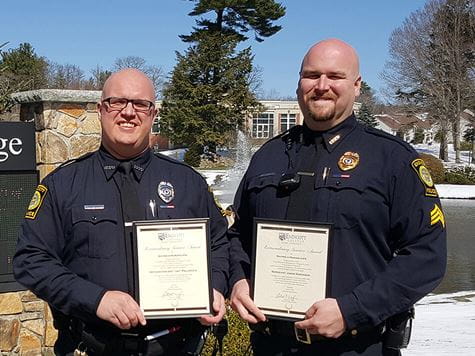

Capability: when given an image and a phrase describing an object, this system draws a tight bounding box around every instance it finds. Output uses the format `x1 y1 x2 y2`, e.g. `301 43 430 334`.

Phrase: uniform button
351 329 358 336
92 216 97 221
336 181 341 186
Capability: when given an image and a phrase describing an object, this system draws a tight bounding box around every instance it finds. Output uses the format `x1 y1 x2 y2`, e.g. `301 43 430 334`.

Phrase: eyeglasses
102 97 155 113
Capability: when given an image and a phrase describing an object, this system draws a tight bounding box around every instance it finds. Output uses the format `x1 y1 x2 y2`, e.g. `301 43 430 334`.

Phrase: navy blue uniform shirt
14 147 229 324
229 115 446 330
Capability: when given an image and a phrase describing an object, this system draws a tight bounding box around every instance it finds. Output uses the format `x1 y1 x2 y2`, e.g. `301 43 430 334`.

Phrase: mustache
310 94 336 100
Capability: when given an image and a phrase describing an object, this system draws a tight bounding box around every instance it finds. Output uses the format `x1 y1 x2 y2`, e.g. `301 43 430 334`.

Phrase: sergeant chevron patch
430 204 445 228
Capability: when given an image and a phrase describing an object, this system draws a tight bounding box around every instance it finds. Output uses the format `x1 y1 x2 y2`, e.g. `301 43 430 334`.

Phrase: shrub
419 153 445 184
459 141 473 151
445 166 475 185
202 308 251 355
184 145 202 167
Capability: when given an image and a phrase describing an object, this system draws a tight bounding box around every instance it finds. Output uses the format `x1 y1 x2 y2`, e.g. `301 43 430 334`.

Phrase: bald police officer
14 69 229 355
229 39 446 355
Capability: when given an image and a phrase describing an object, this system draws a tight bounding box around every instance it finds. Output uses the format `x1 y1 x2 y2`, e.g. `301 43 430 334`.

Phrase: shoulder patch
411 158 438 197
25 184 48 219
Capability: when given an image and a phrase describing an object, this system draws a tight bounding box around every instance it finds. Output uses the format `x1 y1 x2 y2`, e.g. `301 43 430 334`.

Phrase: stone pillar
11 89 103 180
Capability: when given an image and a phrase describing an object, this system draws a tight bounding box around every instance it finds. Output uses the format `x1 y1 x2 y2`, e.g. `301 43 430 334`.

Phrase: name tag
84 204 105 210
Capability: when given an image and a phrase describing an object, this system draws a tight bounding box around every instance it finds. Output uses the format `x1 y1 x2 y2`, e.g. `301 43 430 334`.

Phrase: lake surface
434 199 475 294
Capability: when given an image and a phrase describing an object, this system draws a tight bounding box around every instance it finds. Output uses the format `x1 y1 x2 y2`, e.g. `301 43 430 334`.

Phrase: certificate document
132 219 212 319
251 219 332 321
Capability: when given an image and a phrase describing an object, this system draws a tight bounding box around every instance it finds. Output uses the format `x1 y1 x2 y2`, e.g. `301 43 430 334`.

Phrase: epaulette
49 151 96 175
362 125 414 153
258 125 303 152
153 151 208 182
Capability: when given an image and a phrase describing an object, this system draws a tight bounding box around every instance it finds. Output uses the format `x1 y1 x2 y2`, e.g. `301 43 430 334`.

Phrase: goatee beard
308 109 335 122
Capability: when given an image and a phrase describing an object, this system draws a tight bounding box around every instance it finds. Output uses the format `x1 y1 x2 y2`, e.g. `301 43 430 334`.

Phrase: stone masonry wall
34 101 101 179
1 90 102 355
0 292 56 356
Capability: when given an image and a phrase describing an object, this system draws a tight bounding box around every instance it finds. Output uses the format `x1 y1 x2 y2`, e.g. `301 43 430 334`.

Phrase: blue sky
2 0 426 100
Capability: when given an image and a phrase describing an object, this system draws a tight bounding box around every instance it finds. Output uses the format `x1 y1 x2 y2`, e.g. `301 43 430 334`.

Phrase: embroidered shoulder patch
25 185 48 219
430 203 445 228
411 158 438 197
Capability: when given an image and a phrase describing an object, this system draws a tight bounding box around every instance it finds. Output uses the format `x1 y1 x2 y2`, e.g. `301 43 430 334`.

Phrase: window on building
280 113 296 133
151 116 160 134
251 113 274 138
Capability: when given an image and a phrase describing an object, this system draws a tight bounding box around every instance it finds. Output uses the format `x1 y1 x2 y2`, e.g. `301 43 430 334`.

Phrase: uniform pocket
71 206 119 258
325 178 365 230
246 173 281 217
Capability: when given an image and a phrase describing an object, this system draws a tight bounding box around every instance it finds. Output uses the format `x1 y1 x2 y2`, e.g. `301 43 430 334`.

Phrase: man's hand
294 298 346 338
230 279 266 324
96 290 146 329
199 289 226 325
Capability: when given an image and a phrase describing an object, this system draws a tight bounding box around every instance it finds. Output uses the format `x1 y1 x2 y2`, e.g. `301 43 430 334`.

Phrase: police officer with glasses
14 68 229 355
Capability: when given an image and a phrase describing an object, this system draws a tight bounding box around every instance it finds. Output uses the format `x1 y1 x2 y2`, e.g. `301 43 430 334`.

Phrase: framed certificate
251 218 332 321
132 218 212 319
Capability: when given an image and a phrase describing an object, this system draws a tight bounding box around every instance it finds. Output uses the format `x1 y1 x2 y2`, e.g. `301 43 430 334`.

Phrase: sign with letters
0 122 36 171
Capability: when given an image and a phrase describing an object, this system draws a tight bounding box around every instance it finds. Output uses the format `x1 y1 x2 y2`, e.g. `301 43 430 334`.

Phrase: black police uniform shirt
229 115 446 331
14 147 229 324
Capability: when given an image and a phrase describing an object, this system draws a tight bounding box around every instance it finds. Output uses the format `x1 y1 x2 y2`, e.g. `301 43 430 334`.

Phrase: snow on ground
437 184 475 199
407 291 475 355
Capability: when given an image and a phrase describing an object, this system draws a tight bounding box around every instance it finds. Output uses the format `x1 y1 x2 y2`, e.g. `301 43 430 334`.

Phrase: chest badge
338 152 360 171
158 181 175 203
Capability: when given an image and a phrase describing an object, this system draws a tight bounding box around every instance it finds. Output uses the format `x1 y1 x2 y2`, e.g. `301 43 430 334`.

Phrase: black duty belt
69 319 206 355
250 319 385 345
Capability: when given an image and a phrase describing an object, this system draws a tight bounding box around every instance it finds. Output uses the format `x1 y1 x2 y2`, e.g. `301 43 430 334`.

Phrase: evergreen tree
160 32 262 158
160 0 285 162
357 102 378 128
1 42 48 114
182 0 286 43
0 42 48 90
357 81 378 127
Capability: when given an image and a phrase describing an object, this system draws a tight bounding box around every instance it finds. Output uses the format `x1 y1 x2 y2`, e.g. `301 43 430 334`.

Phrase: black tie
117 161 141 222
286 135 324 221
117 161 141 294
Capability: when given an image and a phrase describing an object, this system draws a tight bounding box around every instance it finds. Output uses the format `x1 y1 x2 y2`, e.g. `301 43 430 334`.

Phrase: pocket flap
72 206 117 224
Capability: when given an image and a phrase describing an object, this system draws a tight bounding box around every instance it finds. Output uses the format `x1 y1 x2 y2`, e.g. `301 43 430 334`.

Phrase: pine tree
160 32 262 156
160 0 285 162
357 103 378 128
181 0 286 43
0 42 48 90
1 42 48 114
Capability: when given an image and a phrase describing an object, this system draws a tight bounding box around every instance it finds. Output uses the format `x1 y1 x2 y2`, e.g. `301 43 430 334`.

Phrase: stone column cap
11 89 102 104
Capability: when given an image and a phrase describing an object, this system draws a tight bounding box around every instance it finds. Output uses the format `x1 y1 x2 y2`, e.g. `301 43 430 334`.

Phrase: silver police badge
158 181 174 203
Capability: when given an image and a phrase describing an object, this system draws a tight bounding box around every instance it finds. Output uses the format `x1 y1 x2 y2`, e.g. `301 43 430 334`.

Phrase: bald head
97 68 157 160
102 68 156 101
297 38 362 130
300 39 360 80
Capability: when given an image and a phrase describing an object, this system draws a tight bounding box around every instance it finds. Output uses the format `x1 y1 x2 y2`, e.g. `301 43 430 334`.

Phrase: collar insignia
158 181 174 203
329 134 341 145
338 152 360 171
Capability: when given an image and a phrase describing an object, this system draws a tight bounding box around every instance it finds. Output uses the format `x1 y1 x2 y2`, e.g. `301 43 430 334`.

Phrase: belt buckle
294 326 311 344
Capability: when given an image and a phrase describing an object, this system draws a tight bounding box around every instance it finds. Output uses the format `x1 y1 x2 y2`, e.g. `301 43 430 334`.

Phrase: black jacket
229 115 446 330
14 147 229 325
